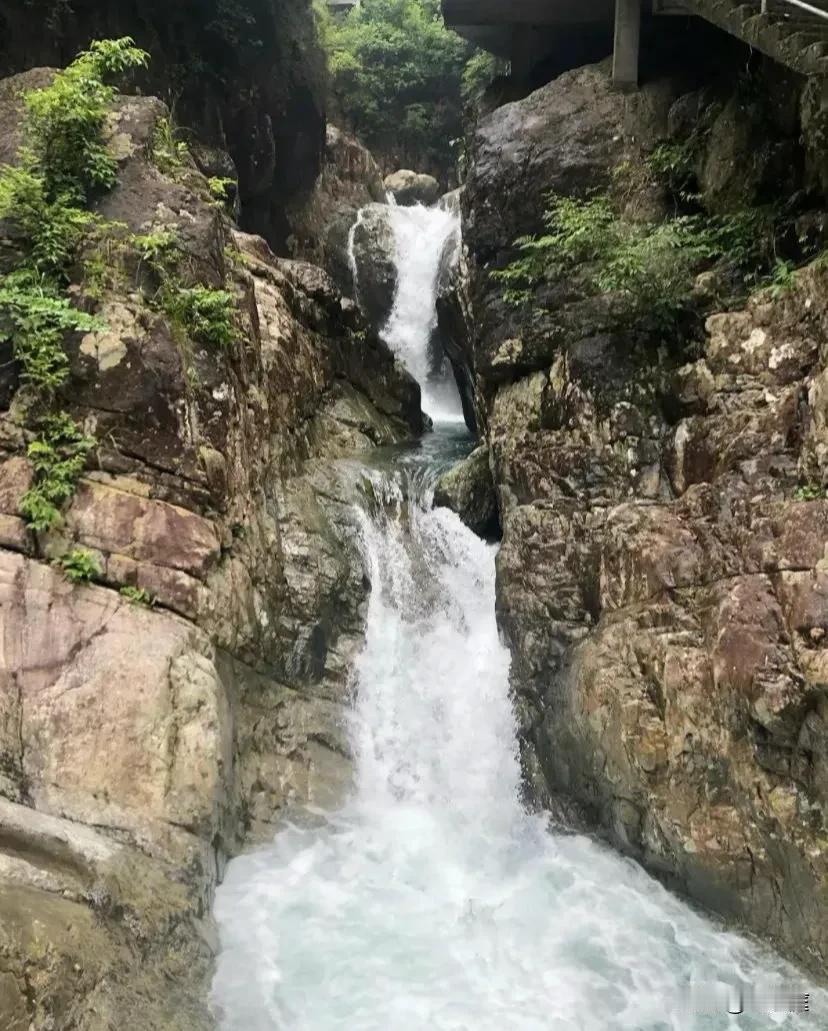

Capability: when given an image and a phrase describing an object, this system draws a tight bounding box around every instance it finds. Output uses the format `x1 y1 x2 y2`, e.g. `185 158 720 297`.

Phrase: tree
316 0 472 175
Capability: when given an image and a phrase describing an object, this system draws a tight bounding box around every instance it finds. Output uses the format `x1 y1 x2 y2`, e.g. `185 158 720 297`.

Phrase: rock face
0 74 421 1028
0 0 327 252
433 446 498 539
384 169 441 207
349 203 399 333
290 124 386 294
462 58 828 975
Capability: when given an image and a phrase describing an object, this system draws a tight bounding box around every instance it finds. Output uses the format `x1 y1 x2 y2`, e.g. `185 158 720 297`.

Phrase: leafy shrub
0 38 148 533
151 115 190 178
207 176 235 203
493 192 774 328
20 413 94 531
120 585 155 606
765 258 797 299
793 483 826 501
23 38 148 202
57 547 102 583
168 286 238 348
132 228 239 350
133 228 180 277
461 51 506 113
0 272 100 391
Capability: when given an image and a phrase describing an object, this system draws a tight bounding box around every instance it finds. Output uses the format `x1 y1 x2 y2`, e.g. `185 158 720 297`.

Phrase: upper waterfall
380 200 464 424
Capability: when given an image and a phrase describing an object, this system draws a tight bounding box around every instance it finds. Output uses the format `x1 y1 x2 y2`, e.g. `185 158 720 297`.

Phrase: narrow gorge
0 1 827 1029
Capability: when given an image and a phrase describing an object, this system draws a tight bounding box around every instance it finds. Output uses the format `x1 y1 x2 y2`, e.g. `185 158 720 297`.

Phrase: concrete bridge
442 0 828 89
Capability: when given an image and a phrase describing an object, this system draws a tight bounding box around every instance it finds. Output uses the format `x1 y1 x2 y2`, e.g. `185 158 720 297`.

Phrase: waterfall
212 205 825 1031
381 201 464 424
346 207 366 298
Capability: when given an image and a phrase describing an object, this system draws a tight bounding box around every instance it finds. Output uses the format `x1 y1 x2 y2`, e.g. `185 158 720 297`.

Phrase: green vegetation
494 192 774 329
793 482 827 501
461 51 506 114
132 227 238 349
151 115 190 178
766 259 797 299
314 0 474 170
208 176 235 203
22 38 148 202
57 547 102 584
166 286 238 349
0 277 99 391
19 413 95 531
0 38 148 532
120 585 155 606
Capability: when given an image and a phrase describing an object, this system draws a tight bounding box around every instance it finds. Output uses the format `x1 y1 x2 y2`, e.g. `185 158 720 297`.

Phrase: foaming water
212 199 825 1030
380 201 464 424
212 460 824 1029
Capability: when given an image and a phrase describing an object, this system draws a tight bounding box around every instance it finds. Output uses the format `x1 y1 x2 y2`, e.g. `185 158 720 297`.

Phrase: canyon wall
0 65 420 1027
458 54 828 975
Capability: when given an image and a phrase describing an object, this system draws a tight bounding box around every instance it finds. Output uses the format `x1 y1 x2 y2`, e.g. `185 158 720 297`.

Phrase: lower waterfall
211 204 825 1030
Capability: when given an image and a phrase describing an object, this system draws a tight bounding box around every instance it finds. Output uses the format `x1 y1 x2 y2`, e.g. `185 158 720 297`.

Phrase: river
211 202 825 1030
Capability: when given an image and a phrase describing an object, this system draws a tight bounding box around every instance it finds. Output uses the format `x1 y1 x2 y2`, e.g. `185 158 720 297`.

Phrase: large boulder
350 203 398 332
434 446 499 538
290 124 386 292
433 194 479 432
463 61 675 386
489 261 828 976
384 169 441 207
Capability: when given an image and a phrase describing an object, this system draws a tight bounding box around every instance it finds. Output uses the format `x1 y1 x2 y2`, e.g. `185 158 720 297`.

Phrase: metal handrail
761 0 828 19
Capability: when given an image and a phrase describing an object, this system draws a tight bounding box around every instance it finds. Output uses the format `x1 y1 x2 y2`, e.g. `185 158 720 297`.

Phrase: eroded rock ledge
0 73 421 1028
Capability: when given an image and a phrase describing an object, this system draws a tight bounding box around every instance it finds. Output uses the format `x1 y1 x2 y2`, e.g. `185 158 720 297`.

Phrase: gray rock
0 71 423 1030
290 124 386 293
433 210 478 432
384 169 441 207
462 61 674 385
350 202 398 332
434 446 499 538
700 93 797 213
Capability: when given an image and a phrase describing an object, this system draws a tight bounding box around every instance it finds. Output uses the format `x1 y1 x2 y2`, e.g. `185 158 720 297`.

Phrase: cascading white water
212 204 826 1031
381 200 464 424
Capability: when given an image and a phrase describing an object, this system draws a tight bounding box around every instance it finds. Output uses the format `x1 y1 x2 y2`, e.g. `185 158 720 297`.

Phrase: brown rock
64 480 221 579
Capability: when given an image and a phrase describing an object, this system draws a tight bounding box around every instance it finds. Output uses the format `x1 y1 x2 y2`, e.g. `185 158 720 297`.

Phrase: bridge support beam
612 0 641 90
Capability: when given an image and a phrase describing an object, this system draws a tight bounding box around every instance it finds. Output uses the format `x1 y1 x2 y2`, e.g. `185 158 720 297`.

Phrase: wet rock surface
434 198 479 432
349 203 399 333
0 77 421 1029
434 446 499 539
464 59 828 975
290 125 386 294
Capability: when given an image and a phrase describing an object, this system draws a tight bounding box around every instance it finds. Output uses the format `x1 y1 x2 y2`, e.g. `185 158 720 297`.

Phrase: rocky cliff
0 63 420 1028
457 55 828 974
0 0 327 251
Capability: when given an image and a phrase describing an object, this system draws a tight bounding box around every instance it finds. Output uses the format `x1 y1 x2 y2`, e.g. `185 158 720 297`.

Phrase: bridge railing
761 0 828 19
